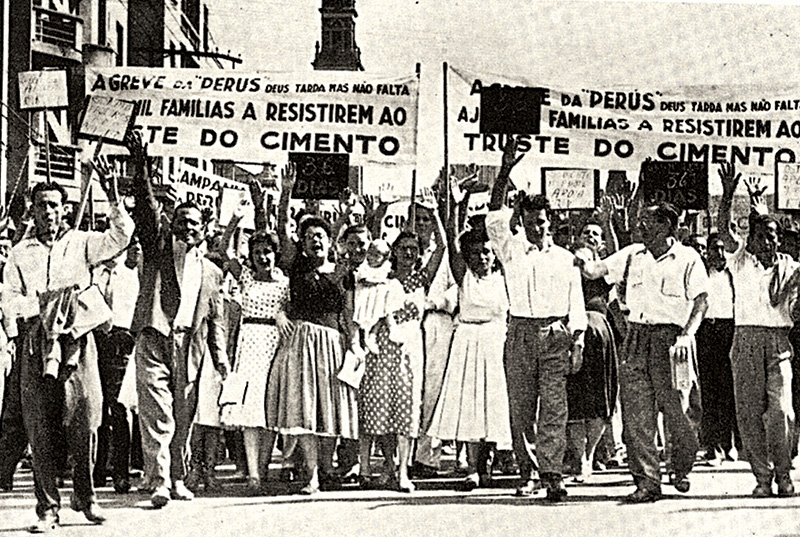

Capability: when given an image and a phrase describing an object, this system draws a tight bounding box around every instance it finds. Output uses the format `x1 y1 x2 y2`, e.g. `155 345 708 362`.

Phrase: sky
207 0 800 190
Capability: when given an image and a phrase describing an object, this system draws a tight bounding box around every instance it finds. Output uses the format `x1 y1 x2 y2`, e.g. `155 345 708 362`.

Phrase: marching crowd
0 132 799 532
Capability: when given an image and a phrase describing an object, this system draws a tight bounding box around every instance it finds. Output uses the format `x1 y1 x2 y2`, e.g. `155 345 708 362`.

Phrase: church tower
312 0 364 71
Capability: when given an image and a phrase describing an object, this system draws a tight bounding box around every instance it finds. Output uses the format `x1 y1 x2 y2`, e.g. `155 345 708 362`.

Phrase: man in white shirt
486 138 586 502
92 238 141 494
717 162 797 497
3 177 134 531
693 232 740 465
123 134 229 508
579 202 709 503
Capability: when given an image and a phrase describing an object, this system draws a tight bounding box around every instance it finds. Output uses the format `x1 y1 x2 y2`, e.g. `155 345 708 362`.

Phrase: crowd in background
0 131 799 531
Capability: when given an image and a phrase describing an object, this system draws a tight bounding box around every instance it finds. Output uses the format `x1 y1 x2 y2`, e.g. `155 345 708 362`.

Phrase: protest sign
289 152 350 199
640 161 708 210
173 162 248 212
18 70 68 109
541 168 599 210
219 187 255 229
446 65 800 199
79 95 137 143
85 68 419 167
776 162 800 211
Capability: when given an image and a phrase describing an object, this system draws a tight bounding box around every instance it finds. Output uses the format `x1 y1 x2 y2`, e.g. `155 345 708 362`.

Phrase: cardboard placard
219 187 255 229
18 70 68 109
776 161 800 211
541 168 599 210
479 84 544 135
79 95 136 143
289 152 350 200
640 161 709 211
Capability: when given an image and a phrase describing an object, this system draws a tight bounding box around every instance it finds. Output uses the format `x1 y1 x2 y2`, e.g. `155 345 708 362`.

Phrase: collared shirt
728 243 799 327
172 237 203 329
705 267 734 320
604 239 709 327
486 207 587 334
2 203 134 338
94 259 140 330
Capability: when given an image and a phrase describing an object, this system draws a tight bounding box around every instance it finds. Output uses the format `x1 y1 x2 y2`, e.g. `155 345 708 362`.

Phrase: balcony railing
31 6 83 62
32 143 80 190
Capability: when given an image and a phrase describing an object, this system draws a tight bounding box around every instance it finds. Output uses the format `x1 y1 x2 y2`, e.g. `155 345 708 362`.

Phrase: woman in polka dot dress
218 228 292 492
359 228 444 493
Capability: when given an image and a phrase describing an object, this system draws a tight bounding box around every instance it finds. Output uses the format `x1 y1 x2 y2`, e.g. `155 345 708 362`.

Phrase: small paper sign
18 70 68 109
219 187 255 229
79 95 136 143
640 161 709 211
289 152 350 200
541 168 599 210
776 162 800 211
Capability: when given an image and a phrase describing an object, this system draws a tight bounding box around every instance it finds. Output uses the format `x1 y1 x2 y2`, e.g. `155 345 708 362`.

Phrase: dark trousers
696 319 740 454
20 330 102 516
503 317 571 482
620 324 701 493
0 353 29 488
94 328 134 484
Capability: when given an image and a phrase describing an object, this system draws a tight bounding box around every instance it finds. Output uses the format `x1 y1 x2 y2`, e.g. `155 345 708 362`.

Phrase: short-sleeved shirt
728 244 799 327
486 208 587 334
705 268 734 320
604 240 709 327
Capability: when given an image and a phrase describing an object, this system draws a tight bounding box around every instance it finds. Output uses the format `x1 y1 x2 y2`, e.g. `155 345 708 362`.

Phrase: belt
509 315 566 325
242 317 277 325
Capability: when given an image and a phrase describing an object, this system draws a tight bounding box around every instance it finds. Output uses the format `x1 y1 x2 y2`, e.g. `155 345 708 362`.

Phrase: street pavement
1 458 799 537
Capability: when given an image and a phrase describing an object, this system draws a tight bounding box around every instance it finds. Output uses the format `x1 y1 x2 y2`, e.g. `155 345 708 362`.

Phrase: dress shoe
669 473 691 493
462 474 479 491
546 485 568 503
752 483 773 497
171 480 194 501
623 488 662 504
29 511 59 534
776 475 795 497
151 486 170 508
515 479 543 497
398 476 415 493
72 502 106 524
113 477 131 494
408 462 438 479
299 482 319 495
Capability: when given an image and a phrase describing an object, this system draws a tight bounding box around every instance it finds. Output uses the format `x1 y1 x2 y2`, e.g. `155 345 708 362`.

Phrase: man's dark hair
649 202 681 233
173 200 202 217
31 181 68 204
750 213 780 236
518 193 552 218
459 227 490 258
298 215 331 239
342 224 370 242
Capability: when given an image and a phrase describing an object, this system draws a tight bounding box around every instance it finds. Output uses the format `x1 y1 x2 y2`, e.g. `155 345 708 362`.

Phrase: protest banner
78 95 137 144
445 64 800 204
541 168 599 210
84 68 419 168
18 70 68 109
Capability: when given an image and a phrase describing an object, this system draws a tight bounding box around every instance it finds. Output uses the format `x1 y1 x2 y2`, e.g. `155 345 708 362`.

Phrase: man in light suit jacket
124 133 229 508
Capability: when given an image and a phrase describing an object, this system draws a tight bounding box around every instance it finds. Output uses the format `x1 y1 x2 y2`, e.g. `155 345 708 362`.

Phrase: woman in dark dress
565 219 619 481
266 216 358 494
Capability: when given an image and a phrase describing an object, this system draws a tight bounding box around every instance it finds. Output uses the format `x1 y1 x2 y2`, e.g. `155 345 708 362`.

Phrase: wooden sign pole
74 140 103 230
43 108 52 185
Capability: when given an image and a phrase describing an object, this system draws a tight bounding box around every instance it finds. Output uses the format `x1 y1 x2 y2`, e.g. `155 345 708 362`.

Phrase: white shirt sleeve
485 208 514 266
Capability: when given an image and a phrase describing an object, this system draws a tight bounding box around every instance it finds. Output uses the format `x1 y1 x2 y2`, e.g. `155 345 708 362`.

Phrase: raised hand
717 161 741 198
232 197 250 221
744 177 769 215
248 177 267 206
92 155 120 204
124 130 147 169
500 135 524 173
280 162 296 193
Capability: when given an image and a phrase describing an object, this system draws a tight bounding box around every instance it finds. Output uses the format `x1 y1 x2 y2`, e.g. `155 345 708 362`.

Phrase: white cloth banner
85 68 419 166
447 65 800 197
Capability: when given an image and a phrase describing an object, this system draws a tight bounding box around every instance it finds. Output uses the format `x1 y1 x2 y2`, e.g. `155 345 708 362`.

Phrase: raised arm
86 153 135 265
489 135 524 211
597 194 620 256
248 177 269 232
216 197 249 279
276 163 297 270
717 161 741 253
422 212 446 290
125 131 162 258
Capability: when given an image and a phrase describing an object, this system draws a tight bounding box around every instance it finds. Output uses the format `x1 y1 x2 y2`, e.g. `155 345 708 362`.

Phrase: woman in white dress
427 225 512 490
